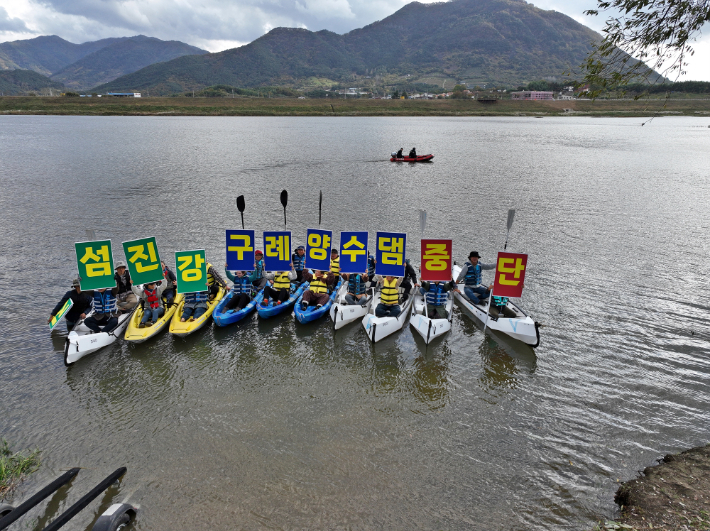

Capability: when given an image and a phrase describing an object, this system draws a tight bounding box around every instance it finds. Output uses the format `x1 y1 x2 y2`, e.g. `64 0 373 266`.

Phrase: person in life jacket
180 290 210 322
341 272 370 306
224 264 253 312
131 278 170 327
84 286 120 332
47 278 93 331
206 263 227 300
263 263 297 305
161 261 177 304
396 148 403 158
248 250 267 289
409 147 417 158
367 252 377 287
372 274 404 317
114 261 138 311
455 251 495 304
292 246 306 283
300 270 335 310
330 249 341 282
419 280 456 319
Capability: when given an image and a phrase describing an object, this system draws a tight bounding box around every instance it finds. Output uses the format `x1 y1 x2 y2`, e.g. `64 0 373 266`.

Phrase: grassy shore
2 96 710 117
0 440 41 499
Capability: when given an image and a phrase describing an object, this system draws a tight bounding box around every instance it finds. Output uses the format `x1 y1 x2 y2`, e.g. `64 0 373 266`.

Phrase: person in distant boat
48 278 93 331
292 246 306 282
300 269 335 310
249 250 267 289
263 264 297 305
330 248 341 283
114 261 138 311
224 264 253 312
161 261 177 305
131 278 169 327
455 251 495 304
409 147 417 158
372 274 403 317
396 148 404 158
420 280 456 319
342 272 369 306
84 286 120 332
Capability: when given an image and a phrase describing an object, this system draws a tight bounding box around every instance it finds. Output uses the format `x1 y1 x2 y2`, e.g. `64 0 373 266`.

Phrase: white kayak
329 283 373 330
64 310 134 366
410 288 454 344
361 284 414 343
452 264 540 347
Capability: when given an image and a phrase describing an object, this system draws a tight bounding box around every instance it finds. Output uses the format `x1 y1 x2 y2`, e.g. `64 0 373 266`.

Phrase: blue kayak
294 281 342 324
213 288 265 327
257 282 310 319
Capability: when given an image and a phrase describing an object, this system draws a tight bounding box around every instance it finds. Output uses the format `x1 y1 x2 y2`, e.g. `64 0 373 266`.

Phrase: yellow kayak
169 287 225 337
125 293 184 343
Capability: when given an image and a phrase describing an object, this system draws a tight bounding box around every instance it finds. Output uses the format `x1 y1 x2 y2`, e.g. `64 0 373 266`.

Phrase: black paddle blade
237 195 245 212
280 190 288 208
318 190 322 225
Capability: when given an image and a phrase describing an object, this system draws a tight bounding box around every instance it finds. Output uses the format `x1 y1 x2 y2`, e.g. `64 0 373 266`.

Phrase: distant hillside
0 69 64 95
96 0 605 95
0 35 122 76
51 35 207 90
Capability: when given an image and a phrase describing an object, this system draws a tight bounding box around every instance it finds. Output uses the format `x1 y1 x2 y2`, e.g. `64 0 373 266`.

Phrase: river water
0 115 708 530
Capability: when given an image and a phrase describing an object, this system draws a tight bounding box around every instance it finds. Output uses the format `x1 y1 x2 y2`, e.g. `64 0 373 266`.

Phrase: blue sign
339 231 368 274
226 230 255 271
375 231 406 277
305 228 332 271
263 231 291 272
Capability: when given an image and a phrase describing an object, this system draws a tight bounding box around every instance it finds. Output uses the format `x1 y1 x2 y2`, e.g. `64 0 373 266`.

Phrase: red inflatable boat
390 154 434 162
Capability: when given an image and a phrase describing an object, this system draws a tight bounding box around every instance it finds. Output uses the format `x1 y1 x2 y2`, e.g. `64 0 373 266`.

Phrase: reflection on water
0 116 709 530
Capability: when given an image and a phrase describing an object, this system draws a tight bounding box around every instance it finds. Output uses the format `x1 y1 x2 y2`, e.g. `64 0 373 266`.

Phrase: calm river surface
1 115 708 530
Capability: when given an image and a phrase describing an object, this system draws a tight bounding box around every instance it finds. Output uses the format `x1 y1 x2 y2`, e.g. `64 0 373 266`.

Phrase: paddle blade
507 209 516 231
318 190 322 225
419 209 427 235
280 190 288 208
237 195 245 212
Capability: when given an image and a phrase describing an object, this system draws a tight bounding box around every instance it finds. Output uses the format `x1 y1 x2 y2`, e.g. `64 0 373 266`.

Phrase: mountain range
0 35 206 91
97 0 602 95
1 0 607 96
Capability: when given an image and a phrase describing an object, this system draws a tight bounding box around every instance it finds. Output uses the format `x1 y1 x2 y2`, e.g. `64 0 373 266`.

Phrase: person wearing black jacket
400 258 418 301
114 261 137 311
161 261 177 304
47 278 93 331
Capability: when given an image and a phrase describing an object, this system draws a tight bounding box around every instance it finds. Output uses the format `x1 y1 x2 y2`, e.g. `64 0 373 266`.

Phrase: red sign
420 239 452 281
493 252 527 298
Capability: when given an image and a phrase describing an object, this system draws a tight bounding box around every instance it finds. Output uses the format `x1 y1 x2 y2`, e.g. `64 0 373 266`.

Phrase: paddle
504 208 515 250
280 190 288 226
85 229 96 241
318 190 323 225
236 195 245 229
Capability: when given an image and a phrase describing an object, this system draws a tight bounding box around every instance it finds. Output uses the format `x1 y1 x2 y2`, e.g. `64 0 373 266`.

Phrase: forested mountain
96 0 604 95
0 69 64 95
0 36 122 76
51 36 207 90
0 35 206 90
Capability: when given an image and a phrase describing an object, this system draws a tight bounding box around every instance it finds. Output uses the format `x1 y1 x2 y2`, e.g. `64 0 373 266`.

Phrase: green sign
123 236 164 285
49 298 73 331
175 249 207 294
75 239 116 290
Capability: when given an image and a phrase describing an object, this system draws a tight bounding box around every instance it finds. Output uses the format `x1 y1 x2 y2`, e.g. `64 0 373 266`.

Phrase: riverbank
0 440 40 499
599 444 710 530
2 96 710 117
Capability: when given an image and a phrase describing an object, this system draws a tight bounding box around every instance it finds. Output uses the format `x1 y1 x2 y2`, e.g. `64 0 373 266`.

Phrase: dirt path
599 444 710 530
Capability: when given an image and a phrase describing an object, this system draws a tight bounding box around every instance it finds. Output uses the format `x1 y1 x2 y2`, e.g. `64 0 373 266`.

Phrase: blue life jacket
493 296 509 307
426 283 449 306
184 292 209 304
463 261 482 287
367 255 376 277
348 274 367 296
292 252 306 271
254 259 264 279
231 276 252 295
93 290 117 315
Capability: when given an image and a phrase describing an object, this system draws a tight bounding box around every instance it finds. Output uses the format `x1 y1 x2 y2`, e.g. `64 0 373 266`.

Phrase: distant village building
510 91 554 101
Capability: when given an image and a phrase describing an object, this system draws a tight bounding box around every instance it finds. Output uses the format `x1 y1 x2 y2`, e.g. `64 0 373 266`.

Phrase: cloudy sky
1 0 708 80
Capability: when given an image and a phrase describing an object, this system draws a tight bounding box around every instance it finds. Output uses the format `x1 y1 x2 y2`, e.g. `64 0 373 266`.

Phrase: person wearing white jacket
131 279 169 327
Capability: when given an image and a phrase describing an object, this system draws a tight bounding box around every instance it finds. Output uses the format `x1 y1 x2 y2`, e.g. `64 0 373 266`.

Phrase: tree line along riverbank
2 96 710 117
